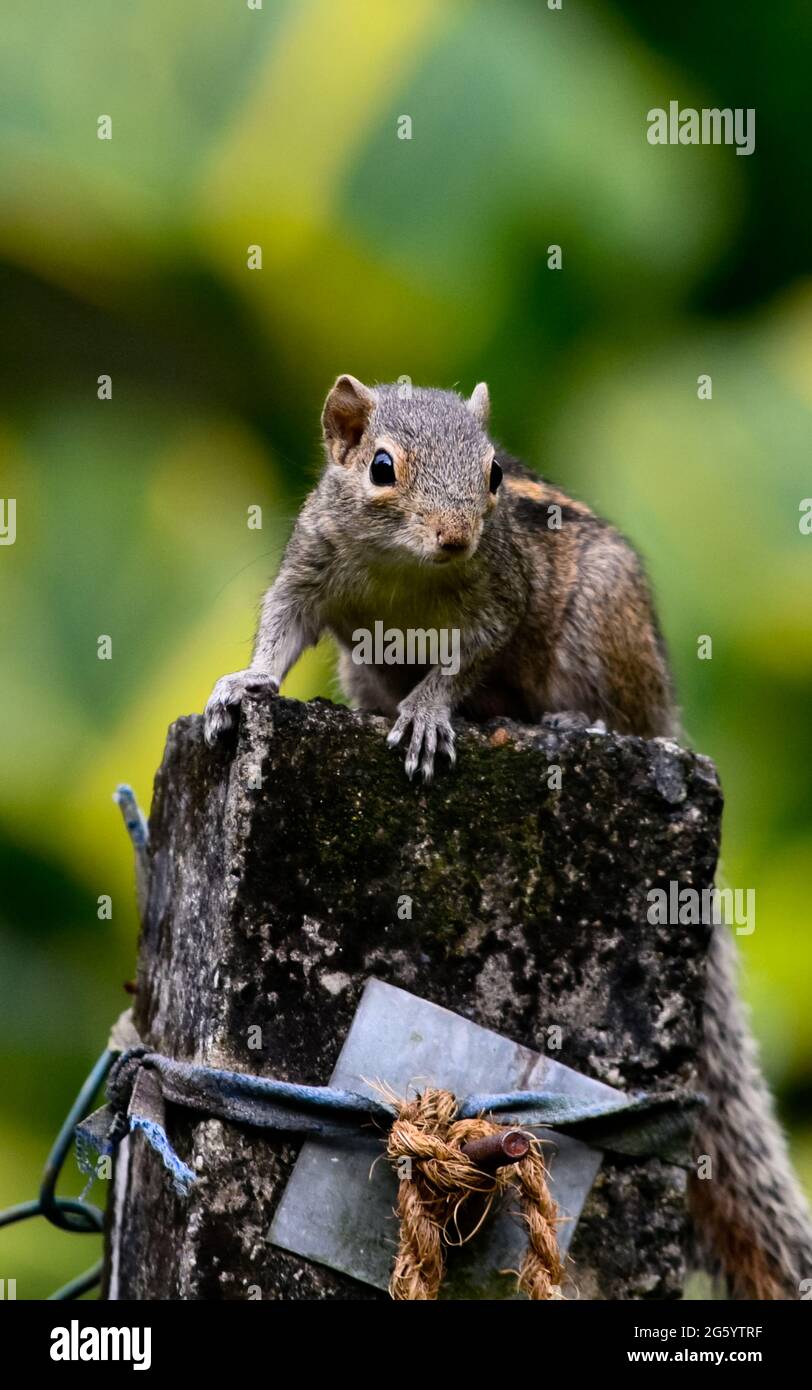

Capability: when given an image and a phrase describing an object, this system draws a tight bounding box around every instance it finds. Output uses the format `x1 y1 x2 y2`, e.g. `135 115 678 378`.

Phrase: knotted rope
385 1087 564 1300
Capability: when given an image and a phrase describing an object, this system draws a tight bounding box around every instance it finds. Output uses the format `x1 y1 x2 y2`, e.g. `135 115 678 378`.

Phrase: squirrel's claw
204 698 234 746
204 669 279 745
388 705 455 782
386 714 409 749
437 722 456 767
419 722 437 783
404 716 427 780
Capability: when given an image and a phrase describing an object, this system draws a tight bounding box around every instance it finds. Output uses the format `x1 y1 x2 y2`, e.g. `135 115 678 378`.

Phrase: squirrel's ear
467 381 490 427
322 375 377 461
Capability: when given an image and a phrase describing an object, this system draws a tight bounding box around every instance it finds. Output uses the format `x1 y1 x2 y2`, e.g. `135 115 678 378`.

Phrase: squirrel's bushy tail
689 925 812 1299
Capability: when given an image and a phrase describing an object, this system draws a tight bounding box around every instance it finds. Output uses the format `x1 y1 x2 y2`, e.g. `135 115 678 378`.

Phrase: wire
0 1049 115 1299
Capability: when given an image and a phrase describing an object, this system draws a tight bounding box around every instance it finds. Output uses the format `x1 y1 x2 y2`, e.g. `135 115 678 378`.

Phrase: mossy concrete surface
107 695 721 1300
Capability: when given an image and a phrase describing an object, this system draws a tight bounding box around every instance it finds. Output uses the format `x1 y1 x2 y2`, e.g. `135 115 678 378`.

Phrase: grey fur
206 378 674 772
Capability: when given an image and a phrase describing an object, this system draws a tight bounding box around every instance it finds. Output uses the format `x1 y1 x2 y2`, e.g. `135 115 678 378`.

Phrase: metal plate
269 978 623 1298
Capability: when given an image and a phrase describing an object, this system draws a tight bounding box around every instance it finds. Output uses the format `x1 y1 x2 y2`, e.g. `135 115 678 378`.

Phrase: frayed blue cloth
75 1047 704 1194
129 1118 196 1196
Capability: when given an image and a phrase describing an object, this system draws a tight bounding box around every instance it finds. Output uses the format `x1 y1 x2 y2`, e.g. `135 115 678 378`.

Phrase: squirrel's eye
489 460 503 495
370 450 396 486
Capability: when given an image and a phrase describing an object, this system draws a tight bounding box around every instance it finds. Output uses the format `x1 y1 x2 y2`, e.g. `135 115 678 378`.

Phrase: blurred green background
1 0 810 1299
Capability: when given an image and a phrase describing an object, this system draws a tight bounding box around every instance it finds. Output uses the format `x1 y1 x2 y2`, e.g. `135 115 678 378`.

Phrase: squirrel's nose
436 530 471 553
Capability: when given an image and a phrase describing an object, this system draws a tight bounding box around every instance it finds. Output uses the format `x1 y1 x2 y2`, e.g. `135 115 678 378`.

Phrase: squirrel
204 374 812 1298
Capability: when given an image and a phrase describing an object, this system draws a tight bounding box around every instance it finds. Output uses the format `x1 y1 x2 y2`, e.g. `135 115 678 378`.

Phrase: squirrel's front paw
203 669 278 746
387 701 456 783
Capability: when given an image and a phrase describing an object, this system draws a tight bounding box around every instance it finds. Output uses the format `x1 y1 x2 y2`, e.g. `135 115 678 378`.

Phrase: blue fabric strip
75 1050 704 1193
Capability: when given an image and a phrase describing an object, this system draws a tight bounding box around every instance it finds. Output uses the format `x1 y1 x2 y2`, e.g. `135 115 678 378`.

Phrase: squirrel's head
321 375 502 565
